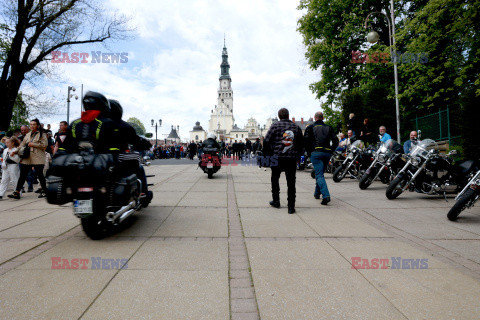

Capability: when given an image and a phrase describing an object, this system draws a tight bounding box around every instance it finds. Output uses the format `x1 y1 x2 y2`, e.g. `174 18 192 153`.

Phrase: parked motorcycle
326 150 346 174
359 139 404 189
447 168 480 221
332 140 374 182
386 139 477 199
46 151 151 240
199 147 221 179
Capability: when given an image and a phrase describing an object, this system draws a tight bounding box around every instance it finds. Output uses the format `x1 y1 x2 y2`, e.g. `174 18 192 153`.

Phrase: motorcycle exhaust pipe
106 201 136 222
118 208 137 224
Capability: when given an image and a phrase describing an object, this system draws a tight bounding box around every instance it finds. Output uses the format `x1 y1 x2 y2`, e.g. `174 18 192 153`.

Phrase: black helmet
83 91 110 115
109 99 123 121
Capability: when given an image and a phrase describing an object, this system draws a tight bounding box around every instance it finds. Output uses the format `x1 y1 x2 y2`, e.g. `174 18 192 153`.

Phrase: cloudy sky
40 0 322 139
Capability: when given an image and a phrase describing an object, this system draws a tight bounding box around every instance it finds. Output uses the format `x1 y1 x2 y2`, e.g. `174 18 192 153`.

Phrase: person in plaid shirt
263 108 303 214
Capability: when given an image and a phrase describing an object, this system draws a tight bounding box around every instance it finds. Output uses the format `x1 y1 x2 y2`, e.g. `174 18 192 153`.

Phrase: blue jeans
310 151 331 198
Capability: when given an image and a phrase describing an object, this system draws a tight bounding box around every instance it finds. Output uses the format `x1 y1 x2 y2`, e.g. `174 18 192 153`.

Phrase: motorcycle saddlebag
109 174 137 206
48 153 115 181
46 175 71 205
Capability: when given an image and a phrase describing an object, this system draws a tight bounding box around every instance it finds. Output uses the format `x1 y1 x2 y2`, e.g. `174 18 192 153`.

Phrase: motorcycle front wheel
386 175 408 200
333 166 345 183
359 172 375 190
447 188 476 221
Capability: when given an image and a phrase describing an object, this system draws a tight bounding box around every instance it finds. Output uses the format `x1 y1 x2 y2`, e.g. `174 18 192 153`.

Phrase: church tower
209 37 235 138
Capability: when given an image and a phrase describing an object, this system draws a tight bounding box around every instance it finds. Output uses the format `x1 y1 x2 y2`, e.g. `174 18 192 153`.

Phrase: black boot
269 200 280 208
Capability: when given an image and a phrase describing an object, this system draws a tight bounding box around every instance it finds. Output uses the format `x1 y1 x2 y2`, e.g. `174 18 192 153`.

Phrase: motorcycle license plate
74 200 93 216
207 163 213 169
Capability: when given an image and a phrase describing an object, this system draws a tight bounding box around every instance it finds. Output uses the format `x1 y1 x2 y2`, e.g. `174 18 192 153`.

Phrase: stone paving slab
127 239 228 271
149 191 186 207
245 239 350 270
0 210 78 238
239 208 318 238
327 238 451 269
251 269 406 320
17 237 144 270
359 268 480 320
0 208 53 231
0 269 116 320
298 209 391 238
179 191 228 207
432 240 480 264
154 207 227 237
0 238 47 264
81 270 229 320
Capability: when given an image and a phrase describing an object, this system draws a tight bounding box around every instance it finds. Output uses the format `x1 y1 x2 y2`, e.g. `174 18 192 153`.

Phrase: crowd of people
1 104 419 211
0 120 68 199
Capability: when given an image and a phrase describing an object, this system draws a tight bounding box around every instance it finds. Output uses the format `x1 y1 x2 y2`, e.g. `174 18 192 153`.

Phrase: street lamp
67 86 78 124
151 119 162 147
364 1 401 143
257 124 266 137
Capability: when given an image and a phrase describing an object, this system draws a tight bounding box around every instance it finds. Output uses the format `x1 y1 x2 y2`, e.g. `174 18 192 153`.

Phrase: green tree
0 0 132 130
126 117 146 136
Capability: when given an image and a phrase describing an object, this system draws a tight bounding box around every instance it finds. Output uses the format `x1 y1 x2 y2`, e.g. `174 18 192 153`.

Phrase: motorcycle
386 139 477 200
359 139 404 189
326 150 346 174
46 151 151 240
297 152 307 170
447 167 480 221
332 140 374 183
199 147 221 179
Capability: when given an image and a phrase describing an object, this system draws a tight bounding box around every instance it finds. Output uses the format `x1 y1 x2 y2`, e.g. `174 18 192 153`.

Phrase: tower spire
220 37 231 81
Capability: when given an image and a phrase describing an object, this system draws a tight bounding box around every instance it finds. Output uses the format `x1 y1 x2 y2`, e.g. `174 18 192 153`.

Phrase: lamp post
364 0 401 143
151 119 162 147
257 124 266 137
67 86 78 124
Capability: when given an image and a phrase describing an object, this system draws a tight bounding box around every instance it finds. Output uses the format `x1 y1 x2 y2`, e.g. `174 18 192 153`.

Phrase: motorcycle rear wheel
386 175 407 200
81 209 110 240
447 188 476 221
333 166 345 183
207 170 213 179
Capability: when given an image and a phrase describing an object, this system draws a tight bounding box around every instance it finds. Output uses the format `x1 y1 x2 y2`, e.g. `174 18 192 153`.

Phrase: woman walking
0 137 21 199
8 119 48 199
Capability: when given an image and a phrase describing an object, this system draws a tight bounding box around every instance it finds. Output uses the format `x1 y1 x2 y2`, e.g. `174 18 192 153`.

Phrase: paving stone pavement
0 157 479 319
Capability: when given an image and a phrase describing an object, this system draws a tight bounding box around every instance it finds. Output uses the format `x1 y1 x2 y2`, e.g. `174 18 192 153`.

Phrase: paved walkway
0 159 480 319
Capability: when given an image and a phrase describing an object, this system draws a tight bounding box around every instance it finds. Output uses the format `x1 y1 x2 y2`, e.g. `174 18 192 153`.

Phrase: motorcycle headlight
378 154 386 162
411 157 421 166
347 153 354 160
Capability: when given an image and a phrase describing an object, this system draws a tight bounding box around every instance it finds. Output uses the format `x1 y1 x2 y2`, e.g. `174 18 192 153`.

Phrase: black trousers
271 158 297 207
16 164 47 193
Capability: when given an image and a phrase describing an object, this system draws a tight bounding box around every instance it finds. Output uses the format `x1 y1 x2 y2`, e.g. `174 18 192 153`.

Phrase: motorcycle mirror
448 150 458 156
418 130 422 139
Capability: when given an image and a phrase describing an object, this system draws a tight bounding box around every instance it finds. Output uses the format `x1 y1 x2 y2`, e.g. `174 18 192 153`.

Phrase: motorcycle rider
379 126 392 143
304 111 339 205
109 99 153 206
202 133 221 150
63 91 117 153
403 131 418 154
200 133 221 166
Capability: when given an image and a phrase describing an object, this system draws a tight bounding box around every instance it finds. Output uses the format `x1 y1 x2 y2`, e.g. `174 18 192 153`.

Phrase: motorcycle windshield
349 140 364 150
410 139 437 158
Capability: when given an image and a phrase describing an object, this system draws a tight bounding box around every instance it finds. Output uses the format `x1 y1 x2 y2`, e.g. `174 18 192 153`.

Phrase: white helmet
207 133 217 140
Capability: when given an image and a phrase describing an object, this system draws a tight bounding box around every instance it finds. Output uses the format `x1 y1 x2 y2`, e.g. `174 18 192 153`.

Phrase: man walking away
304 112 339 205
263 108 303 214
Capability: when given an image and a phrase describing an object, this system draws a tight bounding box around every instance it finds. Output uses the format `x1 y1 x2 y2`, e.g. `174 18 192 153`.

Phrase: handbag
19 146 30 159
